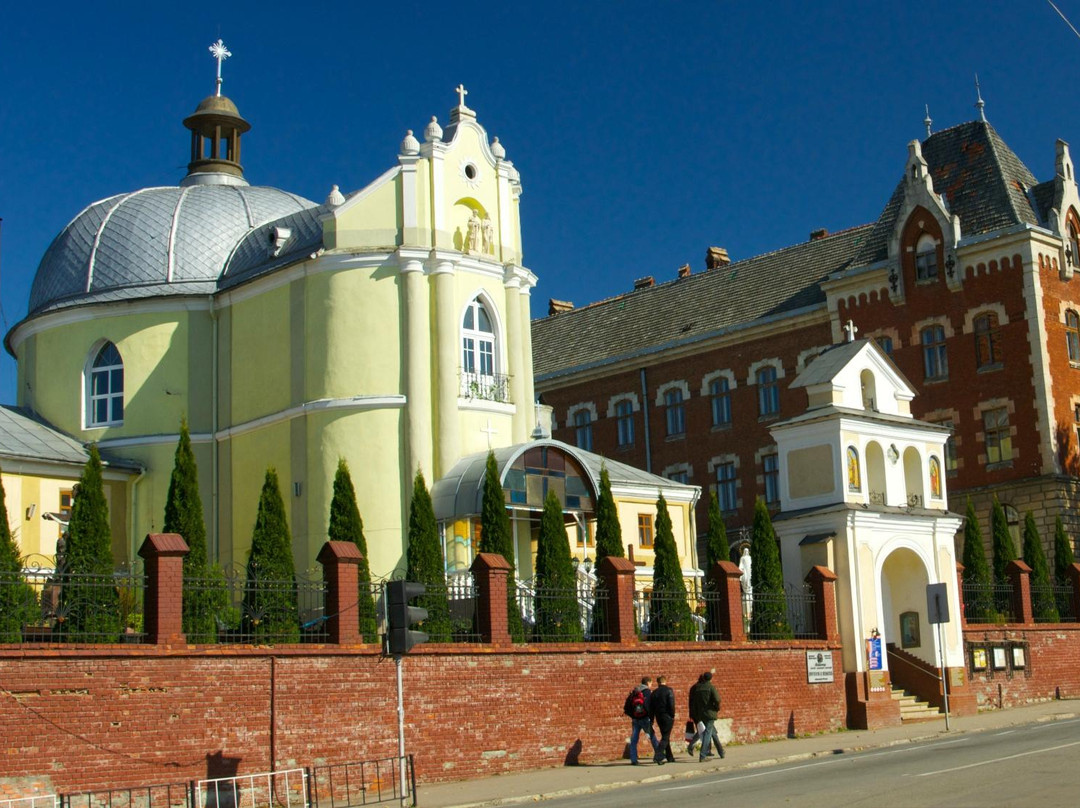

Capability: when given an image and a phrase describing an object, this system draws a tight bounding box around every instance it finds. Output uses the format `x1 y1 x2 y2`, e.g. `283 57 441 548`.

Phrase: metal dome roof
28 183 317 315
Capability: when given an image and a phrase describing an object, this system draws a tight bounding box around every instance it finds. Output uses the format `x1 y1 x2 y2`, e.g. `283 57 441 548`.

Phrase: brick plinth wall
138 533 189 644
707 561 745 642
599 556 638 644
1007 559 1034 625
806 566 839 642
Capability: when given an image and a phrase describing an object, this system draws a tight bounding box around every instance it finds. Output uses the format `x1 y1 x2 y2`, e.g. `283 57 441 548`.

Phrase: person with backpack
623 676 658 764
649 675 677 764
689 670 725 761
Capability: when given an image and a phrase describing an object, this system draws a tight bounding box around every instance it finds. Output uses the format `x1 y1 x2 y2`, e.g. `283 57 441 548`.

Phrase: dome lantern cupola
181 40 251 187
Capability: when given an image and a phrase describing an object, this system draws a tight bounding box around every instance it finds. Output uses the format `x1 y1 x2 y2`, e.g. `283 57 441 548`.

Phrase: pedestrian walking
623 676 658 765
686 672 706 755
650 675 677 764
689 671 725 761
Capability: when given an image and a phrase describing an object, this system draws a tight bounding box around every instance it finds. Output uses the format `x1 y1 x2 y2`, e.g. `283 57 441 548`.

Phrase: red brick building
533 118 1080 561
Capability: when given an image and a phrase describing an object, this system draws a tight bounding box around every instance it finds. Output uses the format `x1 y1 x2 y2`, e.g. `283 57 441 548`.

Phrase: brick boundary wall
0 642 846 793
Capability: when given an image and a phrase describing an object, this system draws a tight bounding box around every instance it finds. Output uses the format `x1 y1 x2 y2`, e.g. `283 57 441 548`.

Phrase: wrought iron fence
962 581 1014 624
1052 582 1077 622
636 586 701 642
197 768 307 808
2 796 57 808
440 577 482 643
61 782 189 808
182 563 326 644
458 371 510 403
1032 582 1073 623
744 584 817 640
309 756 416 807
1 556 145 644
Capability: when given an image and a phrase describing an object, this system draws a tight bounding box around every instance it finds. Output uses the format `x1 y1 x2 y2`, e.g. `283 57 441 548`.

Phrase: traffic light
386 580 428 656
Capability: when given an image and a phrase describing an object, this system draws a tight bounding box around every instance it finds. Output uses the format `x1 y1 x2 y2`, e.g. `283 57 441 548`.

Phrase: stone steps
890 686 942 722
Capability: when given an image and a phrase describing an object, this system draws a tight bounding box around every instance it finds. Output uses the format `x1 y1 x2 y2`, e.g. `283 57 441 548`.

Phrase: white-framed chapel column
400 249 432 479
432 253 460 476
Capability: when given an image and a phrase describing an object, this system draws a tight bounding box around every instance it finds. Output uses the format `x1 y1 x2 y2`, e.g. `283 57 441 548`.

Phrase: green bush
749 499 792 639
647 493 695 641
242 469 300 642
328 459 378 642
533 490 582 641
405 469 452 642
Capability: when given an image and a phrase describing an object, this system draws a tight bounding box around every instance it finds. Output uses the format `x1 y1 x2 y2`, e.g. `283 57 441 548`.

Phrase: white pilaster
431 255 459 475
400 250 432 479
503 270 525 443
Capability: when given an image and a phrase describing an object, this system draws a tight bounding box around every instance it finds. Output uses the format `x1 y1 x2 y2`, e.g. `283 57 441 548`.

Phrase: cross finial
480 418 498 449
924 104 932 139
455 84 469 108
974 73 987 122
843 319 858 343
209 39 232 97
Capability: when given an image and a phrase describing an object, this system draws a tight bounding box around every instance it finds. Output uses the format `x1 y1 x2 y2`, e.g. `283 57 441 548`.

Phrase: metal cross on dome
455 84 468 107
843 320 858 343
209 39 232 96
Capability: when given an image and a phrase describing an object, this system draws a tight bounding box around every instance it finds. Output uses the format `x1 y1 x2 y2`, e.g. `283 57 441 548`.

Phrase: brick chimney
705 246 730 269
548 298 574 315
677 264 691 279
810 228 829 241
633 276 655 290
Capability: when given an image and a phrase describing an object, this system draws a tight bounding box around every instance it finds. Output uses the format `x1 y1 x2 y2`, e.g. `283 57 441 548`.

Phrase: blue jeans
629 717 658 763
698 718 723 759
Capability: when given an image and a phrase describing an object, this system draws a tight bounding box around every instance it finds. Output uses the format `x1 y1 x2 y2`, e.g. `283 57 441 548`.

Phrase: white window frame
85 341 124 428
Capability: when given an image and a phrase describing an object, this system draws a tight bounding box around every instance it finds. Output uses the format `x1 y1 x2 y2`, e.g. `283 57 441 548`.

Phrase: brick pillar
138 533 188 644
599 556 637 644
1068 562 1080 622
1007 559 1033 625
806 565 839 642
318 541 363 644
955 562 967 627
471 552 512 645
707 561 745 642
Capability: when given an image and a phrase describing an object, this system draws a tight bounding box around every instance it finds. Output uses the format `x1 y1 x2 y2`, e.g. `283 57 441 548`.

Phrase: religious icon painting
899 611 920 649
929 456 942 498
971 646 988 671
992 646 1008 670
847 446 860 492
1011 646 1026 669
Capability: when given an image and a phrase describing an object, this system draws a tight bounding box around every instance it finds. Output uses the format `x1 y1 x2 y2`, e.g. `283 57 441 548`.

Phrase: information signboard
806 650 834 683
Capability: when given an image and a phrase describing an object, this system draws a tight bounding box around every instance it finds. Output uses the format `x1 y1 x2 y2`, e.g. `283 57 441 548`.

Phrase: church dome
27 183 316 315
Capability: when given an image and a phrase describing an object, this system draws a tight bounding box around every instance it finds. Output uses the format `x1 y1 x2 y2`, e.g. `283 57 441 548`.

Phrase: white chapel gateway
769 332 969 722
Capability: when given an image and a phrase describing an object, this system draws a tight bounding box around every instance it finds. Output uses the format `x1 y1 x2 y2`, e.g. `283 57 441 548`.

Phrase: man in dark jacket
688 671 725 760
649 675 677 764
623 676 658 765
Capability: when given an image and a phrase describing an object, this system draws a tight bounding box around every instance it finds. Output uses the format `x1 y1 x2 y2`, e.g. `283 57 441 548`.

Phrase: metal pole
937 621 951 731
397 655 406 808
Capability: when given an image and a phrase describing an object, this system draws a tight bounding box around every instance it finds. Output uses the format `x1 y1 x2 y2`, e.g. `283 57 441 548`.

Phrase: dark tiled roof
1031 180 1057 223
532 225 873 380
0 406 141 471
853 121 1040 267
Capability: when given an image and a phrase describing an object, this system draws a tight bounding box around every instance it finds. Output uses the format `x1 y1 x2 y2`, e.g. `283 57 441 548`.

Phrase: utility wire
1048 0 1080 42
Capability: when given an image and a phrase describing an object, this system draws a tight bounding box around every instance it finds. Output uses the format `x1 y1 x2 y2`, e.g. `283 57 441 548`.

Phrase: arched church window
847 446 861 492
1066 310 1080 364
1069 220 1080 268
462 297 503 400
860 369 877 411
87 341 124 427
915 234 938 282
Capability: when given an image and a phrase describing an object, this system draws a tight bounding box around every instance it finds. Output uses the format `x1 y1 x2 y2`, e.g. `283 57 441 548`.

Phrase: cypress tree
60 445 120 641
533 490 582 641
593 464 624 562
1022 512 1059 622
989 497 1016 616
591 464 623 640
704 492 728 639
478 452 524 641
243 468 300 642
1053 516 1076 618
405 469 452 641
749 498 791 639
1053 516 1075 585
961 499 994 621
647 493 694 641
165 419 225 642
328 459 378 642
0 464 37 642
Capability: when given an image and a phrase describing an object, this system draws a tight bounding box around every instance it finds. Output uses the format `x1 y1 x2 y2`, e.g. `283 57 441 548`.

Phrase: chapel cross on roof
843 320 858 343
210 39 232 97
455 84 469 107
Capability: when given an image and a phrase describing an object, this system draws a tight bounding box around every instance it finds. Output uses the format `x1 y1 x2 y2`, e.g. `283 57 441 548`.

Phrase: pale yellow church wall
113 442 184 560
327 181 402 250
222 421 294 569
18 313 196 440
442 129 507 254
883 548 934 666
228 287 292 424
302 268 403 400
309 408 407 578
614 496 695 574
787 444 835 499
410 163 432 248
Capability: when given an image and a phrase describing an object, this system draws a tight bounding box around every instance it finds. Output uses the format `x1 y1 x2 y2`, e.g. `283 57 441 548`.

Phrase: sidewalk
417 699 1080 808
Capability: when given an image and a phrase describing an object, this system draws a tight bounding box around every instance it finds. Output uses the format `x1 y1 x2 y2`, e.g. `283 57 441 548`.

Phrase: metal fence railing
62 781 190 808
1 557 145 644
1052 582 1077 622
309 755 415 807
962 581 1015 624
197 767 307 808
1 796 58 808
744 585 818 640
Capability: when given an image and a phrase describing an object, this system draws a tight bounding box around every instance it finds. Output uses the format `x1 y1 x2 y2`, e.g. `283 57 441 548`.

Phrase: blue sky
3 2 1080 409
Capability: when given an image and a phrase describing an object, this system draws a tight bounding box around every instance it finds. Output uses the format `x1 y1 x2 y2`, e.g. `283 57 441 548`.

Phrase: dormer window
915 234 938 282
